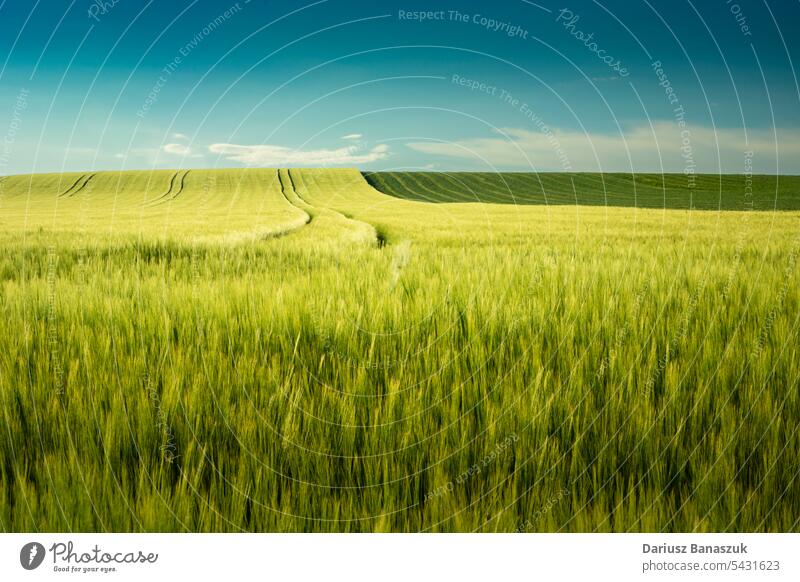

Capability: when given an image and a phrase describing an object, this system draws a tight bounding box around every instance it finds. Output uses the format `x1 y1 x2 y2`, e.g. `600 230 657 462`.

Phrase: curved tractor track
147 170 191 206
283 168 382 248
59 173 95 198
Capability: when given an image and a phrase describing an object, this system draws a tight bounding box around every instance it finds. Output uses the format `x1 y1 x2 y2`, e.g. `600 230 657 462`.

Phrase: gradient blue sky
1 0 798 174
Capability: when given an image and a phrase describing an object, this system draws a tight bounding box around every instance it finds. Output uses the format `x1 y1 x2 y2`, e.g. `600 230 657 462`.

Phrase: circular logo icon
20 542 46 570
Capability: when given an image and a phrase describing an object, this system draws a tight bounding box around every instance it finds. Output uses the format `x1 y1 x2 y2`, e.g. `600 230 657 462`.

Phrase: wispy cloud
341 133 363 140
406 124 800 173
172 132 189 140
208 142 389 166
163 143 191 155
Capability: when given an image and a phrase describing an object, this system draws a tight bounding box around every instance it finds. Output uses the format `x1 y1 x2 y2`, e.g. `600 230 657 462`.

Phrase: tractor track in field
272 169 384 247
61 173 96 198
277 169 312 226
285 170 300 200
144 170 180 205
147 170 191 206
284 169 310 208
292 169 386 248
58 173 87 197
210 168 309 241
173 169 190 201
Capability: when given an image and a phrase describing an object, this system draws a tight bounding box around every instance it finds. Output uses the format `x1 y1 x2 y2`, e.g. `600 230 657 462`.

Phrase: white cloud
406 124 800 173
163 143 191 155
208 142 389 166
341 133 363 140
172 133 189 140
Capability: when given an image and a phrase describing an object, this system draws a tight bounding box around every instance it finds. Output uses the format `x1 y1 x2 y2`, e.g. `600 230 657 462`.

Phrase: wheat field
1 168 798 532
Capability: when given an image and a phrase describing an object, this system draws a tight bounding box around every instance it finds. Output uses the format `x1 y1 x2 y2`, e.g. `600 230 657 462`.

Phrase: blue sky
1 0 798 175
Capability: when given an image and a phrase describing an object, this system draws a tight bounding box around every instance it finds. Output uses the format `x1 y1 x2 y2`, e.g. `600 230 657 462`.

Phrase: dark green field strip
404 172 465 203
364 172 800 211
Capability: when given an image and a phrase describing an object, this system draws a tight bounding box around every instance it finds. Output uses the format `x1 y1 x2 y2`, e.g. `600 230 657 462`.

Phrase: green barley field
1 168 799 532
